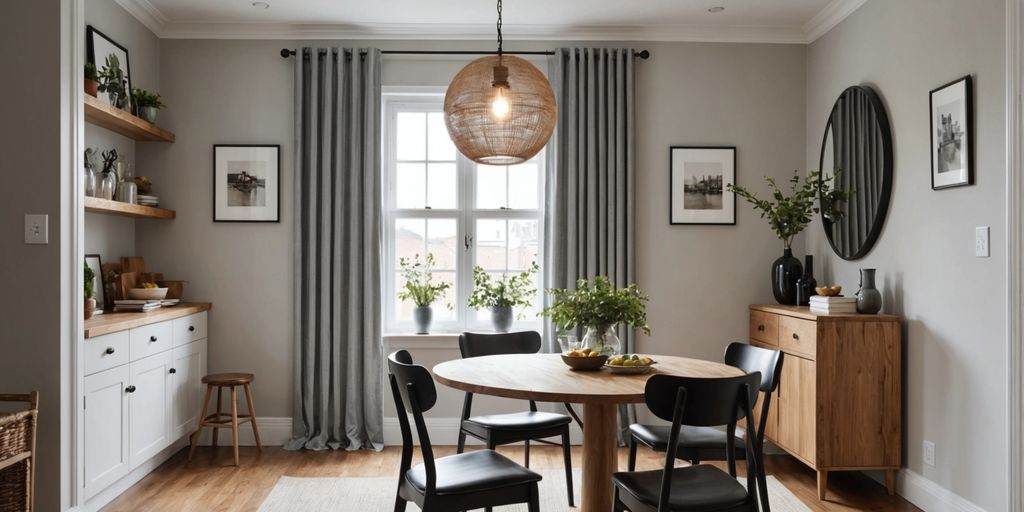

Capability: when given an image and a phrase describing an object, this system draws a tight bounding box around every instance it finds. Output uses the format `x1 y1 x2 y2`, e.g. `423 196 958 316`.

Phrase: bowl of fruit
604 354 656 374
127 282 168 300
560 348 609 371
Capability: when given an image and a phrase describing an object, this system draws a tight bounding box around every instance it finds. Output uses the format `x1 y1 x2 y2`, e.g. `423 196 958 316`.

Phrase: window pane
427 112 456 161
396 163 426 209
508 163 539 209
432 271 457 321
427 163 457 209
396 112 426 161
395 218 426 266
426 218 458 269
475 219 507 270
395 272 414 322
476 164 506 209
508 219 539 270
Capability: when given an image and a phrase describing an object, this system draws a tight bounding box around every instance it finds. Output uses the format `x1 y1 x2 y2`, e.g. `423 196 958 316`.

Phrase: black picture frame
86 25 132 108
213 144 281 222
84 254 109 312
930 75 974 190
669 146 737 225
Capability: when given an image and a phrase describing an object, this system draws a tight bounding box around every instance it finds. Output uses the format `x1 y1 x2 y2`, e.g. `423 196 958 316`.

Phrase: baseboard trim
865 468 986 512
383 416 583 446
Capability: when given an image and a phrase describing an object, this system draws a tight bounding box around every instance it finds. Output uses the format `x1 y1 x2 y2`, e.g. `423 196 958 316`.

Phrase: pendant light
443 0 556 165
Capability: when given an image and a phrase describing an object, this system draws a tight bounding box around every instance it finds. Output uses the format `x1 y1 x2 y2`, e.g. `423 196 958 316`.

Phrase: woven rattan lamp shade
444 55 556 165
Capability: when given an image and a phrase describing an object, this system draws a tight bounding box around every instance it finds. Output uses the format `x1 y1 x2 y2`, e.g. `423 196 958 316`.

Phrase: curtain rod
279 48 650 59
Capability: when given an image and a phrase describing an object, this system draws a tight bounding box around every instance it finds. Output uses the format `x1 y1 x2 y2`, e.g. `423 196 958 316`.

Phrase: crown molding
113 0 167 36
802 0 867 42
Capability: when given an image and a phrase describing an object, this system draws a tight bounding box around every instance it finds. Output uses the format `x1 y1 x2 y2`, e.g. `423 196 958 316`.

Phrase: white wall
805 0 1007 509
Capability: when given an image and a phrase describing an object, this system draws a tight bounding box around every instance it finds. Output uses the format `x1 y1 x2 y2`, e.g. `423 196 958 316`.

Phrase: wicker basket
0 392 38 512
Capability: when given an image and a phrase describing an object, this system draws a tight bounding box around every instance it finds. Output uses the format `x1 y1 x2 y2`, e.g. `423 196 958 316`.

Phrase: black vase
795 255 817 306
772 248 803 305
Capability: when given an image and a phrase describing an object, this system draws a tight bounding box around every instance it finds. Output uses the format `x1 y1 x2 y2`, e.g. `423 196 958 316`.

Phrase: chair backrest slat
724 342 784 393
644 373 761 427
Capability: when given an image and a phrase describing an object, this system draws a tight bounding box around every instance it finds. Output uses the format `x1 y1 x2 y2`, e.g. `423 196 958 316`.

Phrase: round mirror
819 85 893 260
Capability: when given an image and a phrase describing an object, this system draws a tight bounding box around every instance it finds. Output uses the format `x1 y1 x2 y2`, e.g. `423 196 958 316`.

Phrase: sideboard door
777 355 816 464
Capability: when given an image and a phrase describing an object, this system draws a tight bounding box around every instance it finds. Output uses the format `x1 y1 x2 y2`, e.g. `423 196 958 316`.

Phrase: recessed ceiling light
708 6 725 13
252 1 270 9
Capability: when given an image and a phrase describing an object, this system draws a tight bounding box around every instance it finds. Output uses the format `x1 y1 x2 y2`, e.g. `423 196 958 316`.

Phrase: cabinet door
129 351 174 467
83 365 131 498
751 389 779 443
776 355 816 464
171 339 206 439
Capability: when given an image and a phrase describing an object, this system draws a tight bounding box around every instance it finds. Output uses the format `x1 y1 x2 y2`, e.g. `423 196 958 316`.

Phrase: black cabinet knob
757 325 765 332
125 385 136 393
169 368 177 374
792 333 799 340
104 347 115 355
188 326 195 332
150 336 158 342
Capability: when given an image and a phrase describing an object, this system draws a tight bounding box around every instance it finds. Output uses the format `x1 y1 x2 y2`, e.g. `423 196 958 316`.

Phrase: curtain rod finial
636 50 650 60
281 48 296 58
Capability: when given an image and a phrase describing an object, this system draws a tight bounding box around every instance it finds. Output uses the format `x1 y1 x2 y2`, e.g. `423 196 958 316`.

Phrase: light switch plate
975 226 990 258
923 440 936 467
24 214 48 244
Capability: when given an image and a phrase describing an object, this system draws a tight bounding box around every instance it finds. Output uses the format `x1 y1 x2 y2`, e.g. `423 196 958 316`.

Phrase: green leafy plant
468 262 539 316
542 276 651 335
84 262 95 300
726 170 849 250
84 62 97 81
97 54 127 107
132 88 166 109
397 253 451 308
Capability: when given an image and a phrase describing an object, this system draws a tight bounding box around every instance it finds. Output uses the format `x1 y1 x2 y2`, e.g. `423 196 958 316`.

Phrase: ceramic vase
856 268 882 314
490 306 513 333
795 255 818 306
772 248 803 305
412 306 432 334
84 298 96 320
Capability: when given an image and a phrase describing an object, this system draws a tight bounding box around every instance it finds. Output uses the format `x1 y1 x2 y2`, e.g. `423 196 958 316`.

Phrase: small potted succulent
97 54 128 110
397 253 451 334
132 88 165 123
542 276 650 356
84 62 99 97
468 262 539 333
84 261 96 320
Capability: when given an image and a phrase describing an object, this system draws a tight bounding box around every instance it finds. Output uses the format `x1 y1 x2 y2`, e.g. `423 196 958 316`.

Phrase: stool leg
213 386 223 448
189 385 214 462
230 386 240 466
244 383 262 452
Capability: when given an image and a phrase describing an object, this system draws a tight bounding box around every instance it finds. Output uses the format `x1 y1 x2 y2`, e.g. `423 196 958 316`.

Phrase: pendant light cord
496 0 503 56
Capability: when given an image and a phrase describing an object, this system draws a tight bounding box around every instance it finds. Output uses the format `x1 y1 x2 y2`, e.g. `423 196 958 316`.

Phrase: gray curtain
287 47 383 451
545 48 636 438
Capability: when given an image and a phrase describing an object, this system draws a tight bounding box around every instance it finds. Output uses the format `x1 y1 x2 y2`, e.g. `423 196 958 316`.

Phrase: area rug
258 469 811 511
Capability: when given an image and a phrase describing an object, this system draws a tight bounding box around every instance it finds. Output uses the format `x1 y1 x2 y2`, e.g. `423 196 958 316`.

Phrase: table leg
581 402 619 512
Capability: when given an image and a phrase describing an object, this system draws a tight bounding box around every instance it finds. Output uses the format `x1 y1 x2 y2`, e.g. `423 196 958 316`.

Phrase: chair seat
464 411 572 432
405 450 542 496
613 465 749 511
202 372 254 385
630 424 746 453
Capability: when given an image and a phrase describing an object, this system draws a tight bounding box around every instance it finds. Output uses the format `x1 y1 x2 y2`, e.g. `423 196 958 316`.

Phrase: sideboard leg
816 470 828 500
884 469 897 495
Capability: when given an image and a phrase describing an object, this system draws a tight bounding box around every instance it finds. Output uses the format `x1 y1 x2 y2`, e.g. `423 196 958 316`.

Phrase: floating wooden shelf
84 196 176 220
84 94 175 142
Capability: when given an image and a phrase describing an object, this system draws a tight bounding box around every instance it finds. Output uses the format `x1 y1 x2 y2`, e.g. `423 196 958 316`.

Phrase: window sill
383 333 461 349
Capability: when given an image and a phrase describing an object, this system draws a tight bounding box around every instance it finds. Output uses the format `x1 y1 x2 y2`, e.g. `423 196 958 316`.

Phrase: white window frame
383 87 545 334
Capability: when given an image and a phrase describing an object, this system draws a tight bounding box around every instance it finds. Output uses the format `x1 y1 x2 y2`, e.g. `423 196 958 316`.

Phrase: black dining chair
613 372 763 512
627 343 783 512
456 331 575 507
388 350 541 512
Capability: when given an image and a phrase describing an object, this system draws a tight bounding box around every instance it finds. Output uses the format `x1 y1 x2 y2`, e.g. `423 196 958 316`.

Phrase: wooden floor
102 445 921 511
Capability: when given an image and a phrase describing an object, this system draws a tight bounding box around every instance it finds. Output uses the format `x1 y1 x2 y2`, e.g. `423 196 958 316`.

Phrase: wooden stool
188 373 261 466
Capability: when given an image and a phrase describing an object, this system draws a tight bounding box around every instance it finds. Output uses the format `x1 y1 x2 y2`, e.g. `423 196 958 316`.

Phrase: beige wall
805 0 1007 508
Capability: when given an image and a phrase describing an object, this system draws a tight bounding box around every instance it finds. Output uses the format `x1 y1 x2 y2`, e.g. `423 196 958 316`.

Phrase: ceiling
114 0 866 43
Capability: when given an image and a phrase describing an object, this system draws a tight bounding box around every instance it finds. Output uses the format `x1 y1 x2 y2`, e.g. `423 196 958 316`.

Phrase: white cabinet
172 312 207 347
128 351 174 467
83 365 131 498
171 339 207 439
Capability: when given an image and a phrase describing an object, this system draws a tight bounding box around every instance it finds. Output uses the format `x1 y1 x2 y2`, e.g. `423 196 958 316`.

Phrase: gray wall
0 1 65 510
137 39 807 418
805 0 1006 508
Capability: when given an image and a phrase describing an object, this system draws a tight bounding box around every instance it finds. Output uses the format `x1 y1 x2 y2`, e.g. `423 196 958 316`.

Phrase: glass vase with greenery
397 253 451 334
467 262 539 332
542 276 651 355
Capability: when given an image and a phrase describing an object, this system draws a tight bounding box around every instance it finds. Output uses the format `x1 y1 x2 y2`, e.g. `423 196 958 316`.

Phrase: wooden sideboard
748 304 901 499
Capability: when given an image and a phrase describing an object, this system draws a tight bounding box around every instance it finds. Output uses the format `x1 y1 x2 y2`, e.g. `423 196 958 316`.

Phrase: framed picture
85 254 107 312
930 75 973 190
86 26 132 108
213 145 281 222
669 146 736 225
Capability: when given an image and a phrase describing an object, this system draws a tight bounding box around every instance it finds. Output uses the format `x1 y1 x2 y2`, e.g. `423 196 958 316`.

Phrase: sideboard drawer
129 320 173 361
85 331 129 376
749 310 779 345
779 316 817 359
172 312 207 347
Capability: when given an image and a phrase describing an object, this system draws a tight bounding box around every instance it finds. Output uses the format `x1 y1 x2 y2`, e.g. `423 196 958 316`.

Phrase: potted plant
468 262 539 333
397 253 451 334
727 170 848 305
84 261 96 320
84 62 99 97
97 54 128 110
542 276 650 356
132 88 165 123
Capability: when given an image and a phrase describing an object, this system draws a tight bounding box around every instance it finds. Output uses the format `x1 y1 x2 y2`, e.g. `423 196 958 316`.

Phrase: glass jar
82 165 97 197
582 326 621 356
115 161 137 204
98 170 117 200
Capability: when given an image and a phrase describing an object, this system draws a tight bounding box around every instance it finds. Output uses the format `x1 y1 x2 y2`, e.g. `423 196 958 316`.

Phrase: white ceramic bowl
127 287 168 300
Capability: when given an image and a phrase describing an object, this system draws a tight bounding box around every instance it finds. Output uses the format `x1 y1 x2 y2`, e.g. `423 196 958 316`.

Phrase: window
384 91 544 332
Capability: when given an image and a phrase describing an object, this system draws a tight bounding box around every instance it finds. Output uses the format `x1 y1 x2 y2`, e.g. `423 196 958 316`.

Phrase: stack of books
809 296 857 314
113 300 162 313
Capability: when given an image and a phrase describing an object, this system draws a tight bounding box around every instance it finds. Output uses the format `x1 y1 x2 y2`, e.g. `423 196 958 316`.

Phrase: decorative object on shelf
728 170 848 304
127 284 168 301
855 268 882 314
669 146 736 225
84 62 98 97
809 295 857 314
396 253 451 334
930 75 973 190
468 262 539 333
814 285 842 297
98 149 118 200
84 259 96 320
213 144 281 222
115 160 137 204
819 85 893 260
795 255 817 306
132 88 165 123
134 175 153 194
542 275 651 356
83 148 99 197
159 280 187 300
443 0 556 165
87 26 132 109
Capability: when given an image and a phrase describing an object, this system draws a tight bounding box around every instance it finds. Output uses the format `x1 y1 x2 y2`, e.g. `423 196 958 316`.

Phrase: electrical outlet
976 226 990 257
23 214 48 244
923 440 936 467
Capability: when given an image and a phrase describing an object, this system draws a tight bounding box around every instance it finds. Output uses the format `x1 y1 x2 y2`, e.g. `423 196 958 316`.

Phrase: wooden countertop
84 302 211 338
751 304 900 321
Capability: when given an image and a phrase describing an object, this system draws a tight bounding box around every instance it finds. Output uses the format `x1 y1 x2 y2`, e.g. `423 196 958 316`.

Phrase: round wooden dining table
433 353 744 512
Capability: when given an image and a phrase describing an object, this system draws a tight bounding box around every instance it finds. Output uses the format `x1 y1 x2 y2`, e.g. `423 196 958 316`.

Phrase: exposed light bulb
492 88 510 118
